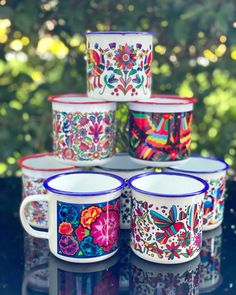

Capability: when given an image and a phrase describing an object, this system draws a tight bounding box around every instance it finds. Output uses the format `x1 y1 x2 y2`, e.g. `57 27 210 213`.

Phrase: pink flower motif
194 232 202 248
114 43 137 70
89 123 103 143
91 210 119 251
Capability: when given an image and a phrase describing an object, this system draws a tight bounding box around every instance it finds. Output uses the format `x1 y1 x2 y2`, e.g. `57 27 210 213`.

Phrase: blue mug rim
128 171 209 198
44 171 126 196
167 155 229 174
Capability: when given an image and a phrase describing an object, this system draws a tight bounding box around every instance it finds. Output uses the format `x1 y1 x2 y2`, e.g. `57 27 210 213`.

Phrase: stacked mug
20 31 229 266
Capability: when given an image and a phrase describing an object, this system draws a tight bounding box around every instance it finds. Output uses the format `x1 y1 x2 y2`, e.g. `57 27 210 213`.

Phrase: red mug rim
48 93 113 105
131 94 197 105
18 152 77 172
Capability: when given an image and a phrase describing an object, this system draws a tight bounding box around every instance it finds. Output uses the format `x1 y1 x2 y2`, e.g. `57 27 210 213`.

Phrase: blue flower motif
80 236 100 257
108 74 118 84
59 205 78 223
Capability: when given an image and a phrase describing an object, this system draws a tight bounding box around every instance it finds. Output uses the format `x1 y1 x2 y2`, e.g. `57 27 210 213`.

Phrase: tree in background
0 0 236 176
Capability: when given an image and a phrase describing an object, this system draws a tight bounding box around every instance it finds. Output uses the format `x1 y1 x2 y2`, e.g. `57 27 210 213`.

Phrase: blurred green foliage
0 0 236 176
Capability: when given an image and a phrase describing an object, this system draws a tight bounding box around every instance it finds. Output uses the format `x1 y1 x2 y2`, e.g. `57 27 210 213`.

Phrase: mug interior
19 154 75 171
129 173 207 197
45 172 124 196
97 154 149 171
168 156 229 173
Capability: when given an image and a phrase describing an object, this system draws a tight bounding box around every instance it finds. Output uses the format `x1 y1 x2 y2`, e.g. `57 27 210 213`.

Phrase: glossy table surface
0 177 236 295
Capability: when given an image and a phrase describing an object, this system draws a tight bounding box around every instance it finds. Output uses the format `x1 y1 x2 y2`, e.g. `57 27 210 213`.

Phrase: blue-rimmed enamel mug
20 171 125 263
128 172 209 264
93 153 154 229
166 156 229 231
86 31 153 102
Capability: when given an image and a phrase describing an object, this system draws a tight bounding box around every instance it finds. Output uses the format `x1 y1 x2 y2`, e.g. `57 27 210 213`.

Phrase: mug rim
167 155 230 174
18 152 77 172
48 93 113 105
44 171 126 196
128 171 209 198
132 94 197 105
95 152 153 172
86 31 153 35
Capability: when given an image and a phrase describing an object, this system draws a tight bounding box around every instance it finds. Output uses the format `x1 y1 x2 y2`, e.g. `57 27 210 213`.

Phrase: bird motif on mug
150 205 187 244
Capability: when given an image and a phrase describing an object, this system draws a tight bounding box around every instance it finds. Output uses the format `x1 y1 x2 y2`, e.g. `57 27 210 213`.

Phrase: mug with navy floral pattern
20 171 125 263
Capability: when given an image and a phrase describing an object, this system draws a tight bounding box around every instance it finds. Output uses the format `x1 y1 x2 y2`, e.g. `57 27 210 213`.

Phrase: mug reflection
49 252 120 295
200 226 222 293
130 254 200 295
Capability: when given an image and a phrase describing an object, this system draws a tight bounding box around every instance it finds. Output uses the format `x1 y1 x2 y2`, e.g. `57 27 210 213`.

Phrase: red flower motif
62 148 74 160
89 123 103 142
114 43 137 70
186 246 194 256
91 210 119 251
75 225 88 241
59 222 73 235
169 149 179 160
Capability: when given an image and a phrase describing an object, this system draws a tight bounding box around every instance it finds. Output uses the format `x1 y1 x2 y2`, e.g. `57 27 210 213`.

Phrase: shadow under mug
128 172 209 264
20 171 125 263
166 156 229 231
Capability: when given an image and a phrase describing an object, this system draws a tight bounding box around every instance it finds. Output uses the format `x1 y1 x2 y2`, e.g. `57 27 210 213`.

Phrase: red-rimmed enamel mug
18 152 79 229
128 94 197 167
49 94 117 166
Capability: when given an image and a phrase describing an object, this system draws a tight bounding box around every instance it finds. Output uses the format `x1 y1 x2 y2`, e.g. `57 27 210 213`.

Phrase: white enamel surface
21 155 78 178
129 156 190 168
47 173 122 195
52 100 116 112
168 157 228 173
129 98 193 113
131 174 205 196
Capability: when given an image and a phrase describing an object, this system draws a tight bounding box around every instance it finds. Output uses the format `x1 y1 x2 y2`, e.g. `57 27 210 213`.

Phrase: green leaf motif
107 84 114 89
114 69 122 75
129 69 137 76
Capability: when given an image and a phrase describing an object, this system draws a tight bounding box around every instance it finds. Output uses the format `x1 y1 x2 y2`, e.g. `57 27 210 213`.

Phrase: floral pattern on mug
87 42 152 98
57 199 120 258
120 181 132 228
129 110 193 162
131 259 200 295
22 174 48 227
203 176 225 228
53 110 116 162
131 199 203 262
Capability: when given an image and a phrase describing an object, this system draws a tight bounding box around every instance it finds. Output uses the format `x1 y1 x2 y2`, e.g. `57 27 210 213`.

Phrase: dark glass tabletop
0 177 236 295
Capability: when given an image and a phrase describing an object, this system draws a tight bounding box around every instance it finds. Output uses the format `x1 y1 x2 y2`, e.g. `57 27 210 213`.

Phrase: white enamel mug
128 95 197 167
49 94 117 166
86 31 153 101
128 172 209 264
93 153 154 229
18 152 78 229
20 171 125 263
166 156 229 231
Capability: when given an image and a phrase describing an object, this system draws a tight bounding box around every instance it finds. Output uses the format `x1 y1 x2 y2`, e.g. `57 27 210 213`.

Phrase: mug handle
20 194 49 239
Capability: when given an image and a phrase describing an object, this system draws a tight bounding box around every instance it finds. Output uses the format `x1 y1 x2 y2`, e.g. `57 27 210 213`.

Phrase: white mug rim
167 155 229 174
44 171 126 196
128 172 209 198
18 152 77 172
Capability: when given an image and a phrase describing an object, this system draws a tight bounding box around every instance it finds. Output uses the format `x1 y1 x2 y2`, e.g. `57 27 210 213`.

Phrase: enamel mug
49 94 117 166
93 153 154 229
200 226 222 293
86 31 153 101
18 152 78 229
20 171 125 263
128 172 209 264
166 156 229 231
49 253 119 295
131 254 200 295
128 94 197 167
